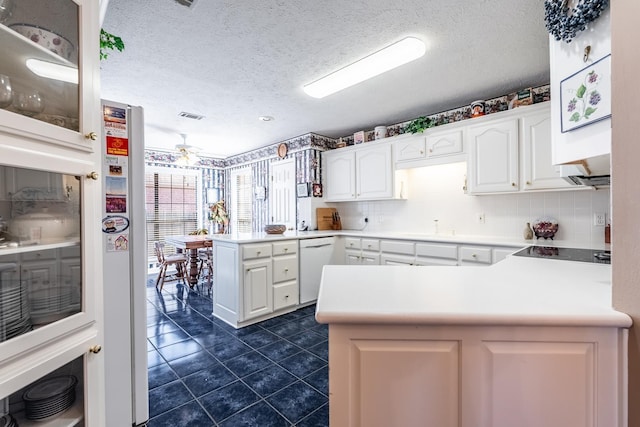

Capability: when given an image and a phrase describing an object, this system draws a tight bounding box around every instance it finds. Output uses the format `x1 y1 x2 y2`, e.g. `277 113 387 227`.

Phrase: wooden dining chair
197 240 214 287
154 241 188 291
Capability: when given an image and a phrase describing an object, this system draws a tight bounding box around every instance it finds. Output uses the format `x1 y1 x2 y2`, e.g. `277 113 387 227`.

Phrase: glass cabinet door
0 0 99 150
0 164 87 345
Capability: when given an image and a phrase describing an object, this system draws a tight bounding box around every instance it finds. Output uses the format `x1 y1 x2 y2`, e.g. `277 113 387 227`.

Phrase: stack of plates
0 280 32 341
23 375 77 421
0 413 18 427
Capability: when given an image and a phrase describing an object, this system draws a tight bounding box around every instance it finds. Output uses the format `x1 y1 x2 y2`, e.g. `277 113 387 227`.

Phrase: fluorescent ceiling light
303 37 426 99
25 59 78 84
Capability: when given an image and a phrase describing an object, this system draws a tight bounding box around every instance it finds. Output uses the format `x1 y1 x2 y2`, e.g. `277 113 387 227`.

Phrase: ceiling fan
174 134 200 166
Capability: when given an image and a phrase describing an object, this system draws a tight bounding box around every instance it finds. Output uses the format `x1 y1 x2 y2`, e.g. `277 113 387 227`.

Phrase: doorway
269 159 296 230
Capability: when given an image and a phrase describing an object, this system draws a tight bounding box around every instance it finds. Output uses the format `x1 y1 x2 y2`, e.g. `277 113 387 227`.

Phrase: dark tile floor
145 278 329 426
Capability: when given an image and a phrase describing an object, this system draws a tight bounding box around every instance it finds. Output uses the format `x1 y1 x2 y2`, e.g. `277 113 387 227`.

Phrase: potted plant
208 200 229 234
405 116 436 134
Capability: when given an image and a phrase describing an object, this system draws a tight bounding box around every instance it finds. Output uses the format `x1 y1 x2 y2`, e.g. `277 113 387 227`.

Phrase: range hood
559 155 610 187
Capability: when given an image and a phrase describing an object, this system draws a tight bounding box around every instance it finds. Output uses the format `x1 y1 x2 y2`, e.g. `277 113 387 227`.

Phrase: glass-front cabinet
0 0 103 425
0 0 99 150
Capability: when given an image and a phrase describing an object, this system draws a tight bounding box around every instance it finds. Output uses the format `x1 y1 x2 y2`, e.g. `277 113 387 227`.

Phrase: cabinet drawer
361 239 380 252
20 248 57 262
272 240 297 256
395 135 426 162
59 246 81 258
344 238 361 250
380 240 413 255
242 243 272 260
459 246 492 264
415 243 458 260
273 255 298 283
273 281 299 311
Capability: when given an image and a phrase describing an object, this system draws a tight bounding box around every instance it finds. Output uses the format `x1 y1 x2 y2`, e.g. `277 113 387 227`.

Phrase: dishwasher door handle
304 244 333 249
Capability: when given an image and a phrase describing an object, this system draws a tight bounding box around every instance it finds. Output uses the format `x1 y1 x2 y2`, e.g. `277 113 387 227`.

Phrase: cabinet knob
257 251 261 255
526 181 531 185
472 254 477 258
284 268 289 272
284 248 288 252
511 182 516 187
89 344 102 354
429 149 433 153
87 171 99 180
420 150 424 154
85 131 98 141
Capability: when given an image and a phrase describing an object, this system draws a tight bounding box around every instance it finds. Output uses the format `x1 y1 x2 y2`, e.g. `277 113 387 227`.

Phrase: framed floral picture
560 54 611 133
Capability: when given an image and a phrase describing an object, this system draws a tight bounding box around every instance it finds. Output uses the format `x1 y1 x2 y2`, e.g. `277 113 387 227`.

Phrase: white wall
331 162 610 247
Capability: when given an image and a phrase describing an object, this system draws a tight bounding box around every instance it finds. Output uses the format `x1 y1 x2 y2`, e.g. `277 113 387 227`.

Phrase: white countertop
315 255 631 328
210 229 605 250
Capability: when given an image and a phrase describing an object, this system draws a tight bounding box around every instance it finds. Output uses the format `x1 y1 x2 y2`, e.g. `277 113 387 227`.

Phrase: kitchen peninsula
315 255 630 427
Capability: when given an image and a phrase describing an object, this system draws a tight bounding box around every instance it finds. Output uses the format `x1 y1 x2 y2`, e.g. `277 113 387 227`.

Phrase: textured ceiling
100 0 550 158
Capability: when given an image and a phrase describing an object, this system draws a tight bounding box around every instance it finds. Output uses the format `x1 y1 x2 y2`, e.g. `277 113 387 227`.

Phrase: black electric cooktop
512 246 611 264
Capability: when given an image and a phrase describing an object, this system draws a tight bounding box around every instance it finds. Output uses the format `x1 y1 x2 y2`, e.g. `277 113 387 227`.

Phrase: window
145 167 200 258
230 168 253 233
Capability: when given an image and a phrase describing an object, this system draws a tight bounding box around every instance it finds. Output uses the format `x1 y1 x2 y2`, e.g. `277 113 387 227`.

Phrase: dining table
164 235 212 287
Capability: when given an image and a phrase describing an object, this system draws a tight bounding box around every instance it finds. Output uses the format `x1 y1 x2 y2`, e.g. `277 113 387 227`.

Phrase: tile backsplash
331 162 610 247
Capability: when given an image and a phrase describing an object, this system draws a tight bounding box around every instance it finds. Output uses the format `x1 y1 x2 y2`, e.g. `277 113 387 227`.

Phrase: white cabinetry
328 324 625 427
550 9 610 165
394 126 466 169
214 240 299 328
0 0 103 422
324 142 404 202
467 117 519 193
414 243 458 266
521 109 572 190
467 103 573 194
344 238 380 265
379 240 415 266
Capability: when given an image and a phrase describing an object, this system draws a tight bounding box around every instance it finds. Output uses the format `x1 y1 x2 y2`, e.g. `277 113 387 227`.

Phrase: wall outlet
476 213 485 224
594 212 606 226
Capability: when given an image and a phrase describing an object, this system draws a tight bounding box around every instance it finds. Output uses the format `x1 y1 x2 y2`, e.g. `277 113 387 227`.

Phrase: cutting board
317 208 340 230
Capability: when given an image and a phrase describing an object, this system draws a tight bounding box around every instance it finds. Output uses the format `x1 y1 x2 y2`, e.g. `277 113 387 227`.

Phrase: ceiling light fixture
25 59 78 84
303 37 426 99
175 134 201 166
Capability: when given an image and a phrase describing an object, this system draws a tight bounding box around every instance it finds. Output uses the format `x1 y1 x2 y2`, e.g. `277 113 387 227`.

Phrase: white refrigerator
100 99 149 426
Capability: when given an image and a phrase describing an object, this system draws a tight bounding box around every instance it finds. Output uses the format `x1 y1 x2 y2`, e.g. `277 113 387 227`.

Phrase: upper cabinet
467 103 573 195
394 127 465 169
467 116 519 193
324 141 406 202
549 8 611 165
0 0 100 152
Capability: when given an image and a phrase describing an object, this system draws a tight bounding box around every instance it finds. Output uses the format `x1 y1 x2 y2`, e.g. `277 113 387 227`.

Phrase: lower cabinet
344 238 380 265
328 323 626 427
213 240 299 328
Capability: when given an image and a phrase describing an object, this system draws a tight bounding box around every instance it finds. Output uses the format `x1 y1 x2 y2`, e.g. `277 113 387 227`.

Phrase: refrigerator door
101 100 148 426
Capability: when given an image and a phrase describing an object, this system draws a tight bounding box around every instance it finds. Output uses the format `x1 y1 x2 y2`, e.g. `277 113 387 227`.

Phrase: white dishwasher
299 236 336 304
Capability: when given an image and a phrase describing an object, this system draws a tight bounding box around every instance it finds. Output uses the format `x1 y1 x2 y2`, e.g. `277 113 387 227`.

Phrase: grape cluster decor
544 0 609 43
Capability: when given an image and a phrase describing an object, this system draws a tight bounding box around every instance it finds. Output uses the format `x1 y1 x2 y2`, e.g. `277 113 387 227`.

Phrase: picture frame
353 131 365 144
312 183 323 197
560 54 611 133
296 183 310 198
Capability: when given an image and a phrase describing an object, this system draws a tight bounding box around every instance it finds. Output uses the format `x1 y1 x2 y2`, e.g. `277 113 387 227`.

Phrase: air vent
179 111 205 120
174 0 198 8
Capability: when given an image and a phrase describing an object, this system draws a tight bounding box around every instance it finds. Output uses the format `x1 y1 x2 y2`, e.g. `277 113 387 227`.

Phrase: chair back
154 242 166 264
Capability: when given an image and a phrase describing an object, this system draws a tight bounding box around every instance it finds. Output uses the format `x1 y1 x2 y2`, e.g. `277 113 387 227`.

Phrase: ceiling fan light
303 37 426 99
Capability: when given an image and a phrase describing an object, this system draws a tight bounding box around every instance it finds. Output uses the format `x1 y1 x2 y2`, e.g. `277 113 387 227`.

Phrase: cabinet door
345 250 361 265
324 151 356 201
426 129 464 159
521 109 572 190
0 0 100 151
395 134 426 162
243 259 273 320
468 118 519 193
356 144 394 199
380 254 415 266
360 252 380 265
